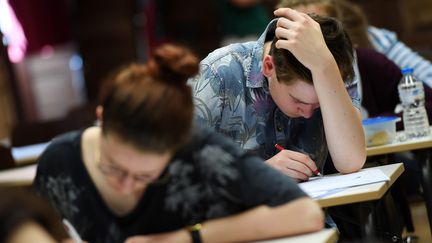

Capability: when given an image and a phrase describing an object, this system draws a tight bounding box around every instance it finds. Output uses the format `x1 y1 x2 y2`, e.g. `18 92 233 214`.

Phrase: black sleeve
230 153 307 207
202 127 307 208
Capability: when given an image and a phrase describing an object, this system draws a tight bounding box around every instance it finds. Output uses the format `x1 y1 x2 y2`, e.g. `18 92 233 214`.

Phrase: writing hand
266 149 319 181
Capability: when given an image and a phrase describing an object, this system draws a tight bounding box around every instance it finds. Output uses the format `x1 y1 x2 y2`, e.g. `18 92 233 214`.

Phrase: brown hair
277 0 341 18
278 0 372 48
270 14 354 85
0 188 67 242
98 44 199 153
336 0 372 48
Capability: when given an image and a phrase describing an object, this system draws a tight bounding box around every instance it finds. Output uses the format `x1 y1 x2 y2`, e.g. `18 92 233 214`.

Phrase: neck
263 41 272 60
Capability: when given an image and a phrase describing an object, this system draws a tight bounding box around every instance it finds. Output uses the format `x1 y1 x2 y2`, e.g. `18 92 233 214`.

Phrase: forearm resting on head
199 197 324 242
312 62 366 173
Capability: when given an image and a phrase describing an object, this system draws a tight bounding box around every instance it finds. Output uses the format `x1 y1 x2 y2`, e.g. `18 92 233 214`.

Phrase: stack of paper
299 169 390 199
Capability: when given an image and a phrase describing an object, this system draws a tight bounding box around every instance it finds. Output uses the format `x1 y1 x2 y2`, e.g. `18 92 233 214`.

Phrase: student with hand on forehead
34 44 324 243
189 8 366 181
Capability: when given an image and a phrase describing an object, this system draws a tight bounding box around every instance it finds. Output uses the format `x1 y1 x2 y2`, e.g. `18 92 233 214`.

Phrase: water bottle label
398 85 424 106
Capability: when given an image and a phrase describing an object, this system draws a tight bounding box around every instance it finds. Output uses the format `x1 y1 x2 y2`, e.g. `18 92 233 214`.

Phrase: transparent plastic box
362 116 401 147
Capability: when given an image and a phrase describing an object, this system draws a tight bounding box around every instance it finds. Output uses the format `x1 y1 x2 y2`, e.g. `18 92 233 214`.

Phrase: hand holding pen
265 143 322 181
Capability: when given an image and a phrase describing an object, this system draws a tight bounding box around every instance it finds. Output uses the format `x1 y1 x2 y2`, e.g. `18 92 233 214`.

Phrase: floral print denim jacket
189 19 361 170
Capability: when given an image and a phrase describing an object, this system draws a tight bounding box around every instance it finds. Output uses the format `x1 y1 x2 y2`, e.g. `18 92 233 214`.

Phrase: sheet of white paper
0 164 37 183
305 188 347 199
12 142 50 162
299 169 390 198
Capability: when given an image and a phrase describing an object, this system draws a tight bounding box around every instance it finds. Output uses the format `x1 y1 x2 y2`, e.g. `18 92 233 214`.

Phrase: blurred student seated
33 44 324 243
279 0 432 89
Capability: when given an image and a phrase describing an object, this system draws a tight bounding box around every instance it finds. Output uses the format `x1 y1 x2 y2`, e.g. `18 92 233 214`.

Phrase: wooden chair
0 145 15 170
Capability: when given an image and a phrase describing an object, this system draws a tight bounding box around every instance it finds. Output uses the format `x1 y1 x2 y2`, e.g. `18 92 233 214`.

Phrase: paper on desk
299 169 390 199
12 142 50 161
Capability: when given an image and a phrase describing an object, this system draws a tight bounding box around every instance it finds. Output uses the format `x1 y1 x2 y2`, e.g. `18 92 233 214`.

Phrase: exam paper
299 169 390 199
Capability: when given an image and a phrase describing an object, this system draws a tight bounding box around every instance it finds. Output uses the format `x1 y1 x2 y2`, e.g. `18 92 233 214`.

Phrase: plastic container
362 116 401 147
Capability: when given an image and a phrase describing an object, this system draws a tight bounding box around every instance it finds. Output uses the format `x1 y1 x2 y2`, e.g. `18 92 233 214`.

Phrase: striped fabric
368 26 432 88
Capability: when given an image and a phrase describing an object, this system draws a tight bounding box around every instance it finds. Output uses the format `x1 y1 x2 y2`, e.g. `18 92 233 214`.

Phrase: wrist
186 223 203 243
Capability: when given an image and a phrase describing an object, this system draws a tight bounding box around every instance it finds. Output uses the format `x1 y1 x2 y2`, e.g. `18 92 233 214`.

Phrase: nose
117 175 135 194
299 104 315 118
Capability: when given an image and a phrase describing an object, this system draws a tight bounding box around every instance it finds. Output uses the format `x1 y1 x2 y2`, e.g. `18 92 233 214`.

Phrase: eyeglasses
97 162 158 185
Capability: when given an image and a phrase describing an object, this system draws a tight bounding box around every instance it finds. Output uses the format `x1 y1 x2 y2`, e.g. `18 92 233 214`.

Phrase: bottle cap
402 68 414 75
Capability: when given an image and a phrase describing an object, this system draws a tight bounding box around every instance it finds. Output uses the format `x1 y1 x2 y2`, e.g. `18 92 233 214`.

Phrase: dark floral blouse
34 124 306 243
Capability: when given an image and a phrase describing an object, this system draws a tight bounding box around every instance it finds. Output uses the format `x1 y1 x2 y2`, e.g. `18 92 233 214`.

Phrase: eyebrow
289 94 316 105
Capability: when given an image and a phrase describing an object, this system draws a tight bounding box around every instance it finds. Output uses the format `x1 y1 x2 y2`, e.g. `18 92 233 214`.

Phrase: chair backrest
11 105 95 147
0 146 15 170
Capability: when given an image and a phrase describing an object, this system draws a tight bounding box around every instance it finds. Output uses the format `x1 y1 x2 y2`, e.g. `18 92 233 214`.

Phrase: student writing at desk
33 44 324 243
189 8 366 181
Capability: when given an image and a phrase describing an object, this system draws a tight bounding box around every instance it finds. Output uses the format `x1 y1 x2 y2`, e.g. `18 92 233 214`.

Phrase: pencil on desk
274 143 323 177
63 219 82 243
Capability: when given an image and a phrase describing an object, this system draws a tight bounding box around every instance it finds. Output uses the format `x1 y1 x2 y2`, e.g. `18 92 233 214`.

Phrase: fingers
274 25 297 40
267 150 319 181
274 8 307 22
273 10 317 52
282 150 318 171
276 17 296 31
279 164 310 181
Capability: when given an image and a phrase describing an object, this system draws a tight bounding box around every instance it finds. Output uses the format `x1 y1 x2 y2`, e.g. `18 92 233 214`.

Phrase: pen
63 219 83 243
274 143 323 177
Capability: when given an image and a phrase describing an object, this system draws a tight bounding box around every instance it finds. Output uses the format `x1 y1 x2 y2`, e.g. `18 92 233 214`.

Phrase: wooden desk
366 133 432 233
0 164 36 187
367 134 432 156
316 163 404 208
256 228 337 243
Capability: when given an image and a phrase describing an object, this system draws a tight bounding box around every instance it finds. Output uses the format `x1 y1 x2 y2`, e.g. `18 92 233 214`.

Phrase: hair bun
148 44 199 85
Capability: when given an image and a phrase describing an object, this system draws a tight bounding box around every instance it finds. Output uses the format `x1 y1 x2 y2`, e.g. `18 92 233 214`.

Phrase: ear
262 55 275 79
95 106 103 123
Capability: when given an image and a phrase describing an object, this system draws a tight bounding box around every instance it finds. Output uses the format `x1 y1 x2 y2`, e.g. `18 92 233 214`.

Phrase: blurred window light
0 0 27 63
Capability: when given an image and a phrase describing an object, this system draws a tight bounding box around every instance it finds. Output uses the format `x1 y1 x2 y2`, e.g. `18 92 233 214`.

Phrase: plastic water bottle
398 68 430 138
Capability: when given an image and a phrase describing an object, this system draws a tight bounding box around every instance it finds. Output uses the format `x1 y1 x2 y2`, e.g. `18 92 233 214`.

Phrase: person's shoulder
357 48 391 63
368 25 398 39
47 130 81 151
357 48 400 72
38 130 83 166
201 42 257 67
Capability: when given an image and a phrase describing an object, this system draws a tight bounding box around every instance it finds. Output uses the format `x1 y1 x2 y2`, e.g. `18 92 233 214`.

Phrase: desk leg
416 149 432 233
328 192 403 242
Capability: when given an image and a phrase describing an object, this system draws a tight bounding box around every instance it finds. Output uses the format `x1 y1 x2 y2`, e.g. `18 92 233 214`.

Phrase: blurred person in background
279 0 432 88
